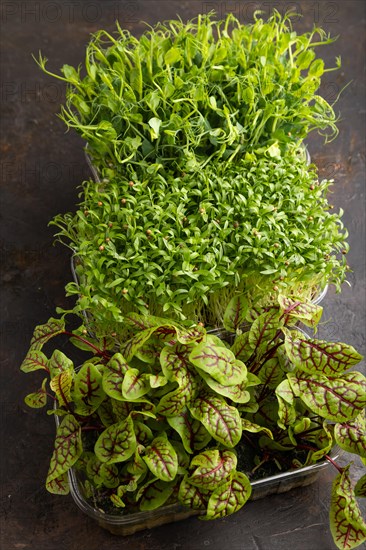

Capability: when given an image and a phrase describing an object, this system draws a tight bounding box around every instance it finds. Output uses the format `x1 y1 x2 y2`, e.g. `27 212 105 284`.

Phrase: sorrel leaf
223 294 249 332
48 349 73 379
330 466 366 550
122 368 150 400
288 371 366 422
46 471 69 495
30 317 65 350
102 353 129 400
143 435 178 482
138 479 175 511
120 327 158 362
284 329 363 376
241 419 273 439
46 414 82 488
188 391 242 447
135 337 162 364
167 408 211 453
257 357 284 388
20 350 48 373
24 378 48 408
203 471 252 520
198 370 250 404
94 416 136 464
189 342 246 386
278 295 323 327
160 343 191 382
230 331 253 363
86 455 119 488
248 308 283 353
73 363 106 415
178 476 208 510
175 325 206 344
188 450 237 490
354 475 366 498
334 413 366 458
50 370 73 407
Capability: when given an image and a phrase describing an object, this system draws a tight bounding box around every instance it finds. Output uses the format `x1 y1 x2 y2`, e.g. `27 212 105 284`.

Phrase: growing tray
64 449 337 536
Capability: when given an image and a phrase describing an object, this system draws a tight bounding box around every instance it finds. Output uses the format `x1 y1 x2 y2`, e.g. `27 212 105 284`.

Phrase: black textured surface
1 2 365 549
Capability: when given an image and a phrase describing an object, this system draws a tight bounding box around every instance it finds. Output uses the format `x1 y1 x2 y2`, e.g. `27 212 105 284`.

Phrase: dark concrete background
1 1 365 549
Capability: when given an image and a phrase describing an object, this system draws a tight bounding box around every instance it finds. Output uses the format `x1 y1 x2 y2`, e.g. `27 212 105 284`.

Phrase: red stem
81 425 104 432
297 444 344 474
64 331 111 359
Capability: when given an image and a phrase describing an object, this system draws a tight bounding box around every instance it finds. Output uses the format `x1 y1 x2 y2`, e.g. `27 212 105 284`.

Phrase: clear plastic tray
64 450 337 536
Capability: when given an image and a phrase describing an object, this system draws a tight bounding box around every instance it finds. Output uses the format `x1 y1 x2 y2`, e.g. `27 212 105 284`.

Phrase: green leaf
30 317 65 350
284 329 363 376
73 363 106 415
46 415 82 489
50 370 73 407
241 419 273 439
86 455 119 488
175 325 206 345
309 59 325 77
134 421 153 446
138 479 175 511
94 416 137 464
143 435 178 481
189 342 246 386
148 117 162 140
173 440 190 474
48 349 73 379
160 343 191 382
223 294 249 332
288 371 366 423
257 357 284 389
110 493 126 508
278 295 323 327
354 475 366 498
157 373 198 417
189 391 242 447
330 466 366 549
102 353 129 401
121 328 157 362
24 378 48 408
20 350 48 373
178 475 209 510
188 450 237 490
230 332 253 363
296 50 315 70
167 408 211 453
275 379 297 429
62 64 79 80
164 47 182 65
135 337 161 364
46 471 69 495
198 369 250 403
248 308 282 353
202 471 252 520
303 422 333 465
334 412 366 458
122 368 150 400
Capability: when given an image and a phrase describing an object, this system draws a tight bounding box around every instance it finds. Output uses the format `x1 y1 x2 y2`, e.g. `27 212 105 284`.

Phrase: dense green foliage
53 154 348 329
37 11 340 175
21 297 366 548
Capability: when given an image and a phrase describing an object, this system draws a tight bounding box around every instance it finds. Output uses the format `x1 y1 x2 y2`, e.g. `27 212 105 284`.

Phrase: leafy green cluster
52 154 348 328
36 10 340 174
21 297 366 548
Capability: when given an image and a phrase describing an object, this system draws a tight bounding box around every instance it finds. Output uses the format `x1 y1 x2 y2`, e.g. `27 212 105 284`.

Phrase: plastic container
64 450 337 536
311 283 328 306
